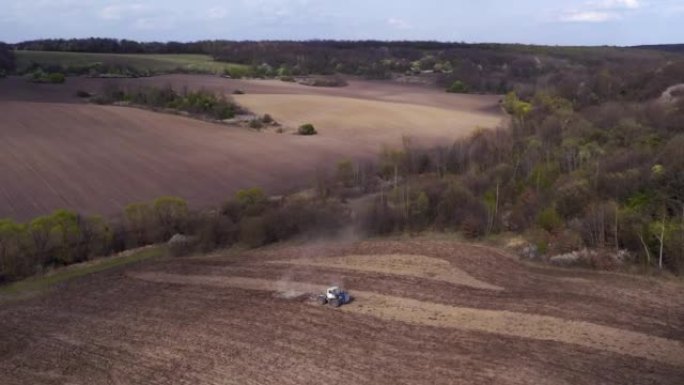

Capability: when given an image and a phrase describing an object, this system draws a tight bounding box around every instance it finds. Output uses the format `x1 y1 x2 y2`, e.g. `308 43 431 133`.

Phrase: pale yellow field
235 94 503 146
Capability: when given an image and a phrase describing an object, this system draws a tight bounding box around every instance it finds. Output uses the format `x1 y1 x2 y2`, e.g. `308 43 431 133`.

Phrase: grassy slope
0 246 165 303
14 50 248 74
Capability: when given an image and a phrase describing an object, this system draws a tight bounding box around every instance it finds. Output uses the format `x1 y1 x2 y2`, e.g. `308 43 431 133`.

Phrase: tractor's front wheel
317 295 327 305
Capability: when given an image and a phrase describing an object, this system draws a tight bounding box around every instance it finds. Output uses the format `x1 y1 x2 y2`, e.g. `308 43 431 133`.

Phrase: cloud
558 0 641 23
559 11 619 22
387 17 411 30
591 0 640 9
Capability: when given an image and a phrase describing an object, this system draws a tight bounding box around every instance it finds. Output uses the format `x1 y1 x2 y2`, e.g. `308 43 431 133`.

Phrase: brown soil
270 253 503 290
130 272 684 367
0 75 503 220
1 239 682 384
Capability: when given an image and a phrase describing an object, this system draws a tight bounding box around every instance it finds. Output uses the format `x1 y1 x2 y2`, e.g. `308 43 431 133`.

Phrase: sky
0 0 682 45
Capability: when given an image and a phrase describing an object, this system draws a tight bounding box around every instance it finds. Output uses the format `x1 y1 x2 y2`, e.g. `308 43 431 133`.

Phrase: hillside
0 75 502 221
1 237 682 384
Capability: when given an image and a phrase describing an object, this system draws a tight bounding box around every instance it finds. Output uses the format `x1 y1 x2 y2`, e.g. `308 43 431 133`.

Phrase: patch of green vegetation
96 84 239 120
15 50 248 75
0 246 165 302
298 123 318 135
26 68 66 83
446 80 469 93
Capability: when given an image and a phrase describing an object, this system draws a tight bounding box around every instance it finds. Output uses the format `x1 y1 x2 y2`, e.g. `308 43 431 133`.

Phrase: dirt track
0 75 503 220
1 239 682 384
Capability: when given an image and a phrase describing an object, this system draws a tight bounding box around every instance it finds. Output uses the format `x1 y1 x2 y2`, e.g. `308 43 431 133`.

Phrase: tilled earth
1 239 683 384
0 75 502 221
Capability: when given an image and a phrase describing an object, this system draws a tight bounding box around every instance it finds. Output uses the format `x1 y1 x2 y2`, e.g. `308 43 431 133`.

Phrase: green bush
537 207 563 233
93 85 237 120
47 72 66 83
447 80 468 93
298 123 317 135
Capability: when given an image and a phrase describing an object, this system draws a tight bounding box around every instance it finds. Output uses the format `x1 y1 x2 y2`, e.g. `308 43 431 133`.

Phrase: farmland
14 50 248 75
1 237 682 384
0 75 503 220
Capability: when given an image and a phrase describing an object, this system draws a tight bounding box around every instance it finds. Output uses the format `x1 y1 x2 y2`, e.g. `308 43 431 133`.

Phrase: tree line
343 90 684 273
93 84 241 120
11 38 684 95
0 193 346 284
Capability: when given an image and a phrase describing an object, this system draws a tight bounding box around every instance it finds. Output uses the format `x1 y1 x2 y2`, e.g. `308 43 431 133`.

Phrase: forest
10 38 684 92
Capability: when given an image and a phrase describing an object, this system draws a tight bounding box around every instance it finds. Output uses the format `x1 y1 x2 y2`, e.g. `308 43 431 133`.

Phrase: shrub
26 69 66 84
194 213 238 252
447 80 469 93
124 202 155 247
236 187 267 207
47 72 66 83
233 89 245 95
76 90 92 98
249 119 264 129
537 207 563 233
239 216 268 248
94 85 237 120
153 196 189 240
235 187 268 216
0 219 29 281
280 76 296 82
307 77 348 87
298 123 317 135
262 114 274 124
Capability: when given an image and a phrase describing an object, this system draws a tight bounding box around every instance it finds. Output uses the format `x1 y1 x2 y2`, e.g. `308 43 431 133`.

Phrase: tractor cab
325 286 342 300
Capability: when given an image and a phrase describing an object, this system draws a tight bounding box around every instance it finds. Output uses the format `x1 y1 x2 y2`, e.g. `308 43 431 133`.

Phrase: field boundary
0 245 165 303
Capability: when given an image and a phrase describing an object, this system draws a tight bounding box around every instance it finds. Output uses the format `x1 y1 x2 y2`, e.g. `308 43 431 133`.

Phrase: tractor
317 286 351 307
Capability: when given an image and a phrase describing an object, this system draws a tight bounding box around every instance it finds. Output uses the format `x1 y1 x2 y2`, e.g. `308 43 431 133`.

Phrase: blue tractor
317 286 352 307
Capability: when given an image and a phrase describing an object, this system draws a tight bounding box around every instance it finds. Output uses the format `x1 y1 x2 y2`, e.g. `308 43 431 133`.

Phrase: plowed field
0 75 503 220
1 239 682 384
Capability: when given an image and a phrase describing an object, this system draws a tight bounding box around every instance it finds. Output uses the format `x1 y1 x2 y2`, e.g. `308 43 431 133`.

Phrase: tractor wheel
317 295 327 305
329 298 341 308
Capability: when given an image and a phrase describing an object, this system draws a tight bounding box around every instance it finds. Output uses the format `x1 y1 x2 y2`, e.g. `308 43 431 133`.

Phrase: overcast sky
1 0 681 45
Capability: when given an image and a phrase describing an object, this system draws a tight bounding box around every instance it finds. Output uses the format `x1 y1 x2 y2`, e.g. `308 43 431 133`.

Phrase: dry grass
234 94 502 146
